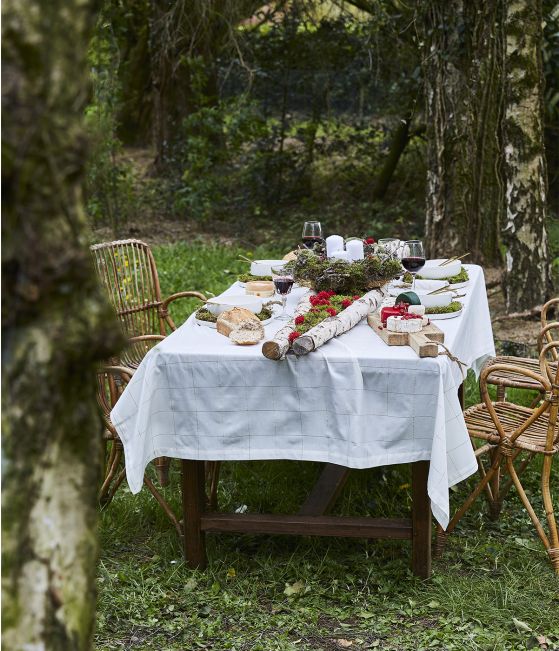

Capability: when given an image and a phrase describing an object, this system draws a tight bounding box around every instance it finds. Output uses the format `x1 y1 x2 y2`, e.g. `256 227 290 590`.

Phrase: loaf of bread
216 307 264 344
229 319 265 345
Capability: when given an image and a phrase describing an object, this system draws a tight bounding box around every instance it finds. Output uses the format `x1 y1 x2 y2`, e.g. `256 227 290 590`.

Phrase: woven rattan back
91 239 165 339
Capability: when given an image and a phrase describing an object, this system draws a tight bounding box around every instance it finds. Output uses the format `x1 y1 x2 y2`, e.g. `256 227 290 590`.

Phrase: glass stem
282 295 287 316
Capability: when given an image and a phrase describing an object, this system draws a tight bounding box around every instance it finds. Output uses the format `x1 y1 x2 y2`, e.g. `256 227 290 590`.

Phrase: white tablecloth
112 264 495 528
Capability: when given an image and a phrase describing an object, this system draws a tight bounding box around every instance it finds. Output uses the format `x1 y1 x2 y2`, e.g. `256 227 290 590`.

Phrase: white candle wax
346 239 364 261
326 235 344 257
330 250 351 262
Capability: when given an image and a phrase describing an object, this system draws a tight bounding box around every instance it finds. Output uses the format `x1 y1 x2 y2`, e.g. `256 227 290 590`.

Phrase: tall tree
502 0 551 311
421 0 504 263
2 1 120 649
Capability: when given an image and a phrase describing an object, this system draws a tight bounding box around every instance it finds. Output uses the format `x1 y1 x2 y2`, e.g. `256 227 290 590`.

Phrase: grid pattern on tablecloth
111 265 494 529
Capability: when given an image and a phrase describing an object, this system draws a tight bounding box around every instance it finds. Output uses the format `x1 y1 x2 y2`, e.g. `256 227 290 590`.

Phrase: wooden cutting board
367 312 444 358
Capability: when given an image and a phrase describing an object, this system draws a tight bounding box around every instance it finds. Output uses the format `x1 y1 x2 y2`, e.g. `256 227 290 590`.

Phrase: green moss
195 306 273 322
403 267 469 284
425 301 463 314
237 273 272 283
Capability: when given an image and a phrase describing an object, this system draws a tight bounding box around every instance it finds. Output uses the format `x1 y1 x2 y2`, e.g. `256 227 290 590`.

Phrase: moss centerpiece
285 243 402 295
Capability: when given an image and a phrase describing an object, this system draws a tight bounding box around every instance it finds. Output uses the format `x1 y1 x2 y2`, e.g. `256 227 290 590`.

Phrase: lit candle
326 235 344 258
330 250 351 262
346 239 364 261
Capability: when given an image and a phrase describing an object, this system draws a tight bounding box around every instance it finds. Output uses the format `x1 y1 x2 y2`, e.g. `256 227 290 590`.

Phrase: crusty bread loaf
216 307 259 337
229 320 265 345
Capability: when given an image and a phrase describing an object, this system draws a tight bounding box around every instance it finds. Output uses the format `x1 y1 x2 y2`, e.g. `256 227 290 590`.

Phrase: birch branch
291 289 386 356
262 290 314 360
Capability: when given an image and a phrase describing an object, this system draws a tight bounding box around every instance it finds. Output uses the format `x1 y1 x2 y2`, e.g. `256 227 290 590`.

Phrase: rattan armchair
438 341 559 573
91 239 207 484
484 298 558 402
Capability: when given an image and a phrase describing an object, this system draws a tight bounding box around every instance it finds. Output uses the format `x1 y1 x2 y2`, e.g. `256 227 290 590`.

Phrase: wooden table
181 459 432 578
179 384 466 578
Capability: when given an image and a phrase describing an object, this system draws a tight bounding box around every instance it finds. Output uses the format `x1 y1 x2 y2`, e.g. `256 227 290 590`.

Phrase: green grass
96 243 559 651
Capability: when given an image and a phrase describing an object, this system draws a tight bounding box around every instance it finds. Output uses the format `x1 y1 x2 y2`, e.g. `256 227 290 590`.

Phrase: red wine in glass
302 221 323 249
401 257 426 273
273 277 295 295
302 235 323 249
401 240 426 290
272 266 295 320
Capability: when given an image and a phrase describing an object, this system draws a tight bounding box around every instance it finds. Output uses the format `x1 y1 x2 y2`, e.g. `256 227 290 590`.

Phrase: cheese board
367 312 445 357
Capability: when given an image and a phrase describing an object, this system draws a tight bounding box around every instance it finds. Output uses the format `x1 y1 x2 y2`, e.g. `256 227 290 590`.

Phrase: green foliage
288 248 402 294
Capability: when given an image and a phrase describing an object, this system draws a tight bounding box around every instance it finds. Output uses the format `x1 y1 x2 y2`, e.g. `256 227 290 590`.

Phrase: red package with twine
380 302 408 325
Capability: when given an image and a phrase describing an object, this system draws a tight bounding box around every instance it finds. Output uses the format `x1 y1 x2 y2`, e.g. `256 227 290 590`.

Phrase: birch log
262 290 314 360
291 289 386 356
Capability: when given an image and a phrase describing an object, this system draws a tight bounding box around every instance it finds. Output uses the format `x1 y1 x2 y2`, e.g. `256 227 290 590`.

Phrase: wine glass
378 238 401 255
401 240 426 291
271 265 295 320
302 221 323 249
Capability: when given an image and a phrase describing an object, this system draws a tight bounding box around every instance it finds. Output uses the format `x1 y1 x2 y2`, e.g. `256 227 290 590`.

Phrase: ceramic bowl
250 259 286 277
419 259 462 280
415 290 453 308
205 294 263 316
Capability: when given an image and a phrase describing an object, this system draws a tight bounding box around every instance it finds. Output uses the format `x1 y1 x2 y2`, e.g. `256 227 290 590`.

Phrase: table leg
298 464 351 516
181 460 207 570
411 461 432 578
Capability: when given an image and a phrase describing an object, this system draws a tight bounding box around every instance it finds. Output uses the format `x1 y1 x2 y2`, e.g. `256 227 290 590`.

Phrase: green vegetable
195 306 273 322
425 301 463 314
403 267 469 284
237 273 272 283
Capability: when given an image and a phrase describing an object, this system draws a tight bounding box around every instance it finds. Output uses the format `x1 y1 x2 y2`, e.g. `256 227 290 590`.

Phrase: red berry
294 315 305 325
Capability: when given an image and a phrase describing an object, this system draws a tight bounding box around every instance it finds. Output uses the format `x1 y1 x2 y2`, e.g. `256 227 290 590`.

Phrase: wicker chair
484 298 558 402
97 360 183 537
438 341 559 573
91 239 206 483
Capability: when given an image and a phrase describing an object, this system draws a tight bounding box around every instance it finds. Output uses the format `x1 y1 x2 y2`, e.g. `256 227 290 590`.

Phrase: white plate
250 259 286 276
195 316 274 329
448 280 469 290
420 259 462 280
427 307 463 320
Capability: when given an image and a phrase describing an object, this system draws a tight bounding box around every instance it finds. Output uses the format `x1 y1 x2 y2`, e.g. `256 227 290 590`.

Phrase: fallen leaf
284 580 305 596
337 640 353 648
226 567 236 578
512 617 532 633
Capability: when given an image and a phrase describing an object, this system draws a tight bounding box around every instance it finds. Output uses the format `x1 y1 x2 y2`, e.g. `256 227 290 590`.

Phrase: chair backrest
541 299 559 359
91 239 165 338
540 341 559 451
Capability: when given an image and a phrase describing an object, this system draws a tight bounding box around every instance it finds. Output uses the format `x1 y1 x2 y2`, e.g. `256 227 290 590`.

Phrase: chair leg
488 447 502 520
541 455 559 574
434 524 447 557
155 456 171 486
506 457 553 564
447 452 502 535
99 443 123 506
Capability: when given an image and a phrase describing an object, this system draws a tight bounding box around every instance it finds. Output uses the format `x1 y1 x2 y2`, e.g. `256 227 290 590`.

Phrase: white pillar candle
326 235 344 258
330 250 351 262
346 239 364 261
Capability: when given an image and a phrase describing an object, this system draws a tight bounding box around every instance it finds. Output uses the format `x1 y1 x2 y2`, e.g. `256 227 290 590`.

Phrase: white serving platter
426 307 463 320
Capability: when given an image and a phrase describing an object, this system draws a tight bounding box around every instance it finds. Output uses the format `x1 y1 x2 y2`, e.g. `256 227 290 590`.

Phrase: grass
96 242 559 651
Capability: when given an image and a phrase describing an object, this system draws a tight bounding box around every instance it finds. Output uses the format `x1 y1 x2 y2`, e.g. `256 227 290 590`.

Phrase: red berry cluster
364 237 376 245
309 290 336 307
288 331 301 343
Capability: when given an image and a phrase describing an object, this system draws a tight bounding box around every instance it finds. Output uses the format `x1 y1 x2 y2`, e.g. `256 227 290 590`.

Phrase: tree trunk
502 0 551 312
2 1 122 649
372 112 413 201
421 0 504 264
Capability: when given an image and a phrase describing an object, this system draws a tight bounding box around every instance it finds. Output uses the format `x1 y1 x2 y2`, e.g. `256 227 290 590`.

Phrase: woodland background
3 1 559 650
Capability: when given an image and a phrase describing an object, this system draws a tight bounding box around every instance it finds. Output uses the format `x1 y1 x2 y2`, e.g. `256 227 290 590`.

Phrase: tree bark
2 1 121 649
421 0 504 264
502 0 551 312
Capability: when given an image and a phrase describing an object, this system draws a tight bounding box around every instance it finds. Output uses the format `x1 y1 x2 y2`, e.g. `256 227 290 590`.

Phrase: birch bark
502 0 551 311
2 1 121 649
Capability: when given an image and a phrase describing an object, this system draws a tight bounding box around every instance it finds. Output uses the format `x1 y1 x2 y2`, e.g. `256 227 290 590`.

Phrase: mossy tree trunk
2 1 122 649
502 0 551 311
421 0 504 264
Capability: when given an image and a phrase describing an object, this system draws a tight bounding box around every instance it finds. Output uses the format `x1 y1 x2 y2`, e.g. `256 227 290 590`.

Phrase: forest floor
95 241 559 651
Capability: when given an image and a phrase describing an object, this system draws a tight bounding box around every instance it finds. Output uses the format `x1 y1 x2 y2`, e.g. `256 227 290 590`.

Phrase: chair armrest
481 363 551 396
161 291 207 310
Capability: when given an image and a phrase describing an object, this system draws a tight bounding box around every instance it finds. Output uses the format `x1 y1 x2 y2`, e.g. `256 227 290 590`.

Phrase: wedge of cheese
386 315 422 333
